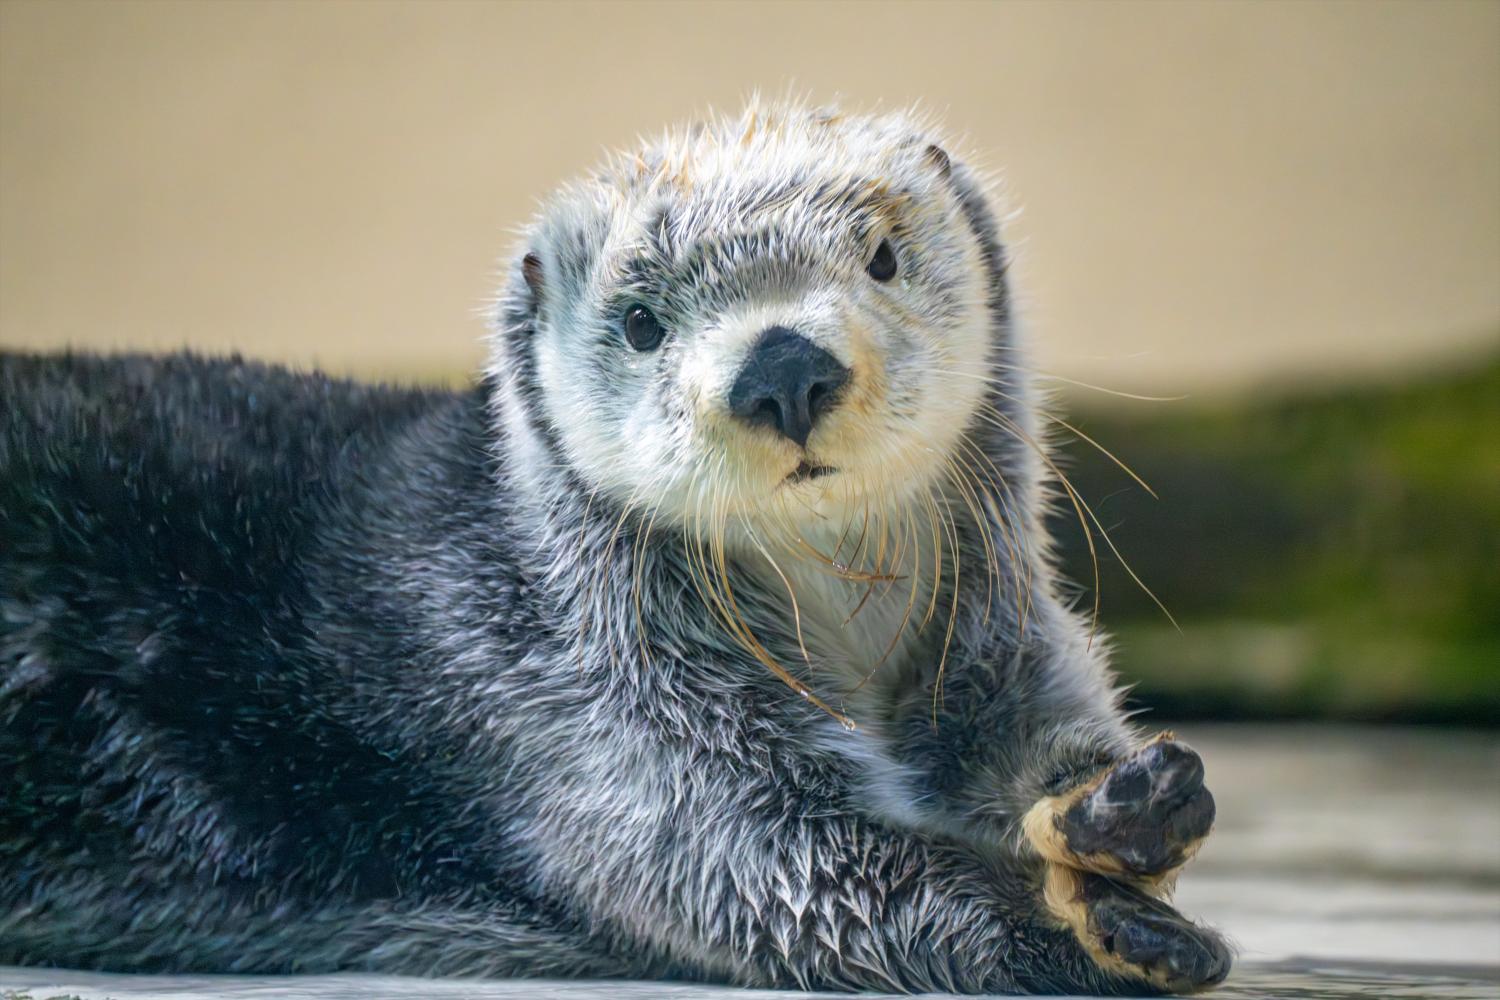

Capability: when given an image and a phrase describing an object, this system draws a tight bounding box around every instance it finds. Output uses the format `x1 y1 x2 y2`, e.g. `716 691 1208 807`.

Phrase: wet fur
1 103 1224 993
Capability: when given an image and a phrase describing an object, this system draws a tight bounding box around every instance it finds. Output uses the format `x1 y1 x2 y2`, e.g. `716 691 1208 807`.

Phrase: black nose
727 326 850 448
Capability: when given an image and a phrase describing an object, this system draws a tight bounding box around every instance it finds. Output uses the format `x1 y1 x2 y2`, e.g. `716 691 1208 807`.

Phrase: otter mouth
785 461 837 486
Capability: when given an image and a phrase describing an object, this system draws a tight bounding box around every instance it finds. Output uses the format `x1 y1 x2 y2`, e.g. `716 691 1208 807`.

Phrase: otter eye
867 239 898 282
623 305 665 351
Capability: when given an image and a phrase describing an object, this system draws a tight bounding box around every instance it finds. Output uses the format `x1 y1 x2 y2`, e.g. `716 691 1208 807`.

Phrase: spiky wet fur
1 102 1220 993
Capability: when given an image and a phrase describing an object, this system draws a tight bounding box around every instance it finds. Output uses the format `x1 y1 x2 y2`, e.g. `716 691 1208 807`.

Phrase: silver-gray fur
1 101 1229 994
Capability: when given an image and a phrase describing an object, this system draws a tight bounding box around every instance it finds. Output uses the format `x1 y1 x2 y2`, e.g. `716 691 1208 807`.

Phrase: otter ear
521 252 544 301
924 144 952 179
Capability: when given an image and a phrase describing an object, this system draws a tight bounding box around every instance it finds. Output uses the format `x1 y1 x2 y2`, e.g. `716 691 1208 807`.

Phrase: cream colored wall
2 0 1497 393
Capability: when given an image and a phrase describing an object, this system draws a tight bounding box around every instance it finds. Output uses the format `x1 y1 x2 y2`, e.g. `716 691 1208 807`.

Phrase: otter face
511 105 999 549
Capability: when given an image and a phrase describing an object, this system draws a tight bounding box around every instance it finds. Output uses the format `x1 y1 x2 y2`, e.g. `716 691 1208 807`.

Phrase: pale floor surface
4 724 1498 999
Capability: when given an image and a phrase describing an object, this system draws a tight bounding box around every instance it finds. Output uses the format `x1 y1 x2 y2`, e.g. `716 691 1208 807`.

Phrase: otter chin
2 99 1230 994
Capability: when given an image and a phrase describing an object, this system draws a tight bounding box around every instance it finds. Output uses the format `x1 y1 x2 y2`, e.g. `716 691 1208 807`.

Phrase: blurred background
2 0 1497 723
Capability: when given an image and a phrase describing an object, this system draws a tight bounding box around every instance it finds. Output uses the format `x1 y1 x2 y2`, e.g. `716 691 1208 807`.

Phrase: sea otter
0 101 1229 994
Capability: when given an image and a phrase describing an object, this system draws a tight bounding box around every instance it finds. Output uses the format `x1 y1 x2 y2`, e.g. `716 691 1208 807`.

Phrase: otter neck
727 494 961 701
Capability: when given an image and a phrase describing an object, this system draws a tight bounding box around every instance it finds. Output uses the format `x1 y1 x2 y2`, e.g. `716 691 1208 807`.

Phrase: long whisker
929 483 963 725
740 516 814 669
954 432 1034 632
978 402 1179 634
950 415 1042 635
971 402 1102 639
1042 411 1158 500
936 364 1186 403
848 501 922 695
926 365 1161 500
943 454 996 627
692 468 854 727
918 488 944 631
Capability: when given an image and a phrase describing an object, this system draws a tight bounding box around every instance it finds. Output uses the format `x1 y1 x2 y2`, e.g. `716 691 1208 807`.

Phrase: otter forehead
603 103 945 206
537 104 960 296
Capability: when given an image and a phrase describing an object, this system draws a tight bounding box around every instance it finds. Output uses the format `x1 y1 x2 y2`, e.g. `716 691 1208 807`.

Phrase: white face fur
518 104 996 562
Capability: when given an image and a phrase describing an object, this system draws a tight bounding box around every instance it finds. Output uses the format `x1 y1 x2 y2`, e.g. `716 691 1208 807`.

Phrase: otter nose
728 326 850 449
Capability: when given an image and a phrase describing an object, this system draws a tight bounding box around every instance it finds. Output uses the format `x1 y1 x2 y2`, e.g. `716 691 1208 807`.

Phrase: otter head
496 102 1010 559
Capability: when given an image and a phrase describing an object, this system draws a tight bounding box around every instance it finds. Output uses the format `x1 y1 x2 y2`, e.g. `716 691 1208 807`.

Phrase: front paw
1024 733 1215 880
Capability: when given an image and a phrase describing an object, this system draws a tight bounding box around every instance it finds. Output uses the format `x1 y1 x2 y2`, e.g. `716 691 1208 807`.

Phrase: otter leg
1024 734 1217 884
888 663 1230 992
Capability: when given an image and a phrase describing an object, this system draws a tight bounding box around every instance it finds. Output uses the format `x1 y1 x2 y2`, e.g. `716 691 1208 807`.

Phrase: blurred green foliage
1053 353 1500 722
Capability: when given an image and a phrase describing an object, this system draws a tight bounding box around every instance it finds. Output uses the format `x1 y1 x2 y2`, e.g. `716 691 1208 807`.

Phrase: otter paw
1024 735 1215 879
1045 867 1232 994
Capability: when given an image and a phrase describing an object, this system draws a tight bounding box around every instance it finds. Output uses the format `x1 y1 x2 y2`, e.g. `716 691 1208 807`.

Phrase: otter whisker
970 401 1103 639
830 496 863 566
847 502 924 696
782 531 903 584
954 433 1032 632
980 401 1180 635
936 366 1162 501
929 482 964 724
933 362 1186 403
739 516 814 670
883 495 918 604
841 576 878 629
1040 410 1159 500
943 453 998 629
705 486 852 728
918 488 944 632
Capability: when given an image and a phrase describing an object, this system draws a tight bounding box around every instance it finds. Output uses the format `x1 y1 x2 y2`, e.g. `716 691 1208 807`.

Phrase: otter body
1 354 520 919
1 104 1229 994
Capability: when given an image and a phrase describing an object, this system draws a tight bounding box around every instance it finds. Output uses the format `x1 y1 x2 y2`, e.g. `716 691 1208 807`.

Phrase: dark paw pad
1062 738 1215 876
1080 872 1232 994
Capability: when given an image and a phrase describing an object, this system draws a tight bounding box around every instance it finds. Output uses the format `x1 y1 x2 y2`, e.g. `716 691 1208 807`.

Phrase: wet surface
4 724 1497 999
